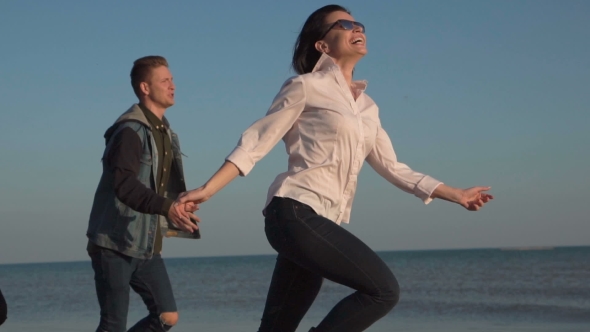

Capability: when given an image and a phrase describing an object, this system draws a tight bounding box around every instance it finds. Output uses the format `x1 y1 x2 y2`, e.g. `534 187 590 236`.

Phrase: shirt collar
311 53 368 92
138 103 167 132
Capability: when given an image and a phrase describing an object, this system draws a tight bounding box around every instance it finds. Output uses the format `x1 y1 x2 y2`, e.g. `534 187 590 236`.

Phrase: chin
353 52 367 60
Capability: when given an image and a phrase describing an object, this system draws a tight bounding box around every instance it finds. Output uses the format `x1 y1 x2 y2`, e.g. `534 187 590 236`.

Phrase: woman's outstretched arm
430 184 493 211
176 161 240 205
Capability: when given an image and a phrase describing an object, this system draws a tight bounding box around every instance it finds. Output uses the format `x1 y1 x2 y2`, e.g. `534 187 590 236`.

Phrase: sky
0 0 588 265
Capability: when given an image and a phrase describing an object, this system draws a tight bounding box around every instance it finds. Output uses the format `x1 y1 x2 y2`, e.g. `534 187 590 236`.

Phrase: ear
139 82 150 96
315 41 329 54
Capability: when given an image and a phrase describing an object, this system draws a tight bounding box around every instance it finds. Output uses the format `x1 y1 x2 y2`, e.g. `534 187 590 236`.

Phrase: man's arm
106 127 198 232
106 127 173 216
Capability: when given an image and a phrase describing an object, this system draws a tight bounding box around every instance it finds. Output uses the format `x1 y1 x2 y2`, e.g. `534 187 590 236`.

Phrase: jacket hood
103 104 171 143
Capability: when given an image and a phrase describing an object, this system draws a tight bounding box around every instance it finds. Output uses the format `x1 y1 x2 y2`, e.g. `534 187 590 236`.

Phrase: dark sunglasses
319 19 365 40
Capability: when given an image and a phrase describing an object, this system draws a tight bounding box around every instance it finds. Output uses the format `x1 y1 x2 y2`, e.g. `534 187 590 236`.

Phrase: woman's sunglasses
319 19 366 40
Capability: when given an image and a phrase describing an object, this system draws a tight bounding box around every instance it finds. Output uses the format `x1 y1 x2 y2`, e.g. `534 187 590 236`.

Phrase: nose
352 20 365 33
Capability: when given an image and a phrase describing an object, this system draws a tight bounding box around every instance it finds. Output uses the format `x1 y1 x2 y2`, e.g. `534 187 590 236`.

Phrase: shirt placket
338 82 365 222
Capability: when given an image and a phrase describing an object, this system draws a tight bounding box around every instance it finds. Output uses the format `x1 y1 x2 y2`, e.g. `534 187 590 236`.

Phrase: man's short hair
130 55 169 99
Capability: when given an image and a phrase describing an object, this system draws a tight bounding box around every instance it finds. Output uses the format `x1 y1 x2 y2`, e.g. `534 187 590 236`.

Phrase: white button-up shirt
227 54 442 224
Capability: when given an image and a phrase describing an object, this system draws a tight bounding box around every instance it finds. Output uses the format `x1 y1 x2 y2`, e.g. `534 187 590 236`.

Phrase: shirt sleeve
106 127 174 216
366 124 443 204
226 76 306 176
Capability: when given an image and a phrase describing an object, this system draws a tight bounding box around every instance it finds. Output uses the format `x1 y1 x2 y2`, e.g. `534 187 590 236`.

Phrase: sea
0 246 588 332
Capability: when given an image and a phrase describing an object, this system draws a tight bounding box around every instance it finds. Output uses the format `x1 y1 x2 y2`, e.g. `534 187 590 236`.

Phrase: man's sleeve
105 127 173 216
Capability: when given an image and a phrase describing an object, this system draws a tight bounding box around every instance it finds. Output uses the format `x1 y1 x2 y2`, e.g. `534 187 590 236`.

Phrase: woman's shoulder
277 71 328 88
283 70 334 94
299 69 333 82
276 75 306 92
275 69 336 96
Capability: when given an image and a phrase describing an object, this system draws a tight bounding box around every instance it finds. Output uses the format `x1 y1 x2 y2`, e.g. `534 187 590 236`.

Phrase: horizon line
1 244 588 267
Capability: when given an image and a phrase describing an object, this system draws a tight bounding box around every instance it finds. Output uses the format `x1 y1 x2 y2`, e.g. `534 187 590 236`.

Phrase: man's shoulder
111 104 151 129
104 120 149 146
116 120 146 132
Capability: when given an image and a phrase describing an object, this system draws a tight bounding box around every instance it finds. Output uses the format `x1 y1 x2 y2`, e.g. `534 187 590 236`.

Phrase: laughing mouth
351 37 364 45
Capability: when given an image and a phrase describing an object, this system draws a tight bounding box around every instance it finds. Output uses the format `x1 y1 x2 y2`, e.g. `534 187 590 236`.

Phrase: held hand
457 186 494 211
169 187 210 232
184 201 200 213
176 187 211 205
168 202 200 233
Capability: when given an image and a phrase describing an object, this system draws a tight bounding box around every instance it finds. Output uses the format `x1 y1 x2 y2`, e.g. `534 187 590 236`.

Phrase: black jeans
259 197 400 332
89 247 177 332
0 287 6 326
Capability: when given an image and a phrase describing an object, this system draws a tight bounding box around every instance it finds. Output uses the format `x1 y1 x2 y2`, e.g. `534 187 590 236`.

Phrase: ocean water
0 246 589 332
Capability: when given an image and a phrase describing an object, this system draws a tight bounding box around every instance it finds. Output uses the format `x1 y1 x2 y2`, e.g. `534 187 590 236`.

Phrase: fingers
461 186 494 211
466 186 491 196
177 189 203 204
175 220 199 233
184 202 200 213
468 204 480 211
475 192 493 206
481 193 494 201
188 212 201 224
170 213 199 233
466 195 494 211
170 202 194 230
475 186 491 192
179 208 198 231
173 202 190 221
172 202 183 218
183 216 200 232
171 192 206 232
176 191 191 204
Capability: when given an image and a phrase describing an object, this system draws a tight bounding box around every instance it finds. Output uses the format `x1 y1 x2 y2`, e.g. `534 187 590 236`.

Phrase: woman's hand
184 201 200 212
177 187 212 205
431 184 493 211
457 186 494 211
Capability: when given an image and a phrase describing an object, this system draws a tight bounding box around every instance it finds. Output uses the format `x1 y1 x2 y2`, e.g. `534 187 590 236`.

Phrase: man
87 55 200 332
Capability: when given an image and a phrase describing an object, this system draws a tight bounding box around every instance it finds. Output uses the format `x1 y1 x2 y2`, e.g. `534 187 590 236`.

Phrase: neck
333 57 358 87
139 99 166 120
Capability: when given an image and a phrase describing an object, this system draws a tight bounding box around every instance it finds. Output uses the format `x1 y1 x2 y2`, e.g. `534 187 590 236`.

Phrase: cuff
415 176 443 205
161 198 174 217
226 146 255 176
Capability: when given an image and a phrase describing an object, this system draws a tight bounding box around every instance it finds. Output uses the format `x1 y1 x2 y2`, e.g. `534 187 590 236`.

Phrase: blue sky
0 0 588 264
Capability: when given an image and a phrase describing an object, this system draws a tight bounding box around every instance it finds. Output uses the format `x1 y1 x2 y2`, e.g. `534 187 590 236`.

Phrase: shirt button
163 168 166 172
165 152 168 155
161 183 164 187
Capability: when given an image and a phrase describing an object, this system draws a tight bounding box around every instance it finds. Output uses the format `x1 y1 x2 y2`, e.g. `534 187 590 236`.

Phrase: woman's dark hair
292 4 350 75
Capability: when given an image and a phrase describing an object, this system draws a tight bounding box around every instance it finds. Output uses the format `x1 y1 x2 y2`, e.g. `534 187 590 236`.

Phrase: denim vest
87 104 199 259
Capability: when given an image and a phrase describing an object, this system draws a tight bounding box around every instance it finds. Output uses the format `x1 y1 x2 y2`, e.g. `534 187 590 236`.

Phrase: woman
175 4 493 331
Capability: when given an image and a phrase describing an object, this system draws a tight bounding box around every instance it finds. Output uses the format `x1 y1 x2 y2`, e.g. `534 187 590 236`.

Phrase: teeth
352 38 363 44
